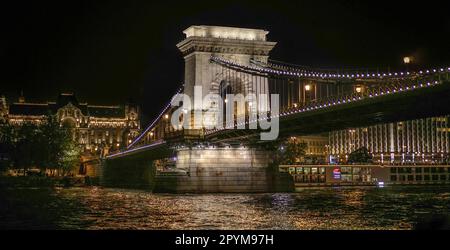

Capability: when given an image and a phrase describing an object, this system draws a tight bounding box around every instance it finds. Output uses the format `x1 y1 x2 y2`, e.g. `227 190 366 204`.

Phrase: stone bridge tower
150 26 291 193
176 25 277 112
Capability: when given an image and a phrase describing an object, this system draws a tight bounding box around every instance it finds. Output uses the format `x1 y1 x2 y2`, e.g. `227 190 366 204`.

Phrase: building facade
329 116 450 164
295 135 329 164
1 93 141 157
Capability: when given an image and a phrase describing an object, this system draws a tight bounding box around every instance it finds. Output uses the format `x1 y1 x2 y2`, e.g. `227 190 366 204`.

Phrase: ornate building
1 93 141 157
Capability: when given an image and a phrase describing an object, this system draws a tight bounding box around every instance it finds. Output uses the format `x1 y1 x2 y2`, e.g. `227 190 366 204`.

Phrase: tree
59 141 81 176
0 123 16 171
0 115 81 176
274 137 308 165
0 123 15 146
348 147 372 164
14 123 44 174
40 115 81 176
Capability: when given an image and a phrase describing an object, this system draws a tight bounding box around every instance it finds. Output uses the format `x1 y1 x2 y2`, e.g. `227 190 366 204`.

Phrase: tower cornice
177 37 276 57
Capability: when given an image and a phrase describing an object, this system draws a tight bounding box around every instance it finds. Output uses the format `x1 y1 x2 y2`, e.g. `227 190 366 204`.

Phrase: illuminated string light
211 56 450 80
107 141 166 159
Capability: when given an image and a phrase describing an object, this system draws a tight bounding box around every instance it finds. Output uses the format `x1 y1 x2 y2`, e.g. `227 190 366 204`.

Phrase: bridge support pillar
100 157 157 189
154 147 294 193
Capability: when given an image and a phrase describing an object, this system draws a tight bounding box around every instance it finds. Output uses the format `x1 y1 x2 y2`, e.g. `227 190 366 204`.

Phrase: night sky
1 0 449 125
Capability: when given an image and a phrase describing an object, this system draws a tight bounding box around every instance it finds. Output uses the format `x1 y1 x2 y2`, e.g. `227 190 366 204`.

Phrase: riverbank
0 176 99 188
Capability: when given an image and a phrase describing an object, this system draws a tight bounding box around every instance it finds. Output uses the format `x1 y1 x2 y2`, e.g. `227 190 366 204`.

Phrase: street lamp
403 57 411 64
403 56 412 71
303 84 312 105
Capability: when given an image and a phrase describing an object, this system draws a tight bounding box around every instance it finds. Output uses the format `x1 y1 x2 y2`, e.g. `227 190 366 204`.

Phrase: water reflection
1 186 449 229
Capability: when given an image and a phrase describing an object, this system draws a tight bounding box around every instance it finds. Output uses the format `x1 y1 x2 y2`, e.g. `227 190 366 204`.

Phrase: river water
1 186 449 230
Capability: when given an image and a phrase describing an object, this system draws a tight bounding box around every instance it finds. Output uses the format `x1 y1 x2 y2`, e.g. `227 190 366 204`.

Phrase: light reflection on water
1 186 449 230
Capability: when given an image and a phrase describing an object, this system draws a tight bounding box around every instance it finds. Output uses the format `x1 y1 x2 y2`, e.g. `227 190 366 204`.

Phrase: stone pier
154 147 294 193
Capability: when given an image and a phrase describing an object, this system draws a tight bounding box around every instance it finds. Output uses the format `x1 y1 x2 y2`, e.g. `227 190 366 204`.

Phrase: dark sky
1 0 449 125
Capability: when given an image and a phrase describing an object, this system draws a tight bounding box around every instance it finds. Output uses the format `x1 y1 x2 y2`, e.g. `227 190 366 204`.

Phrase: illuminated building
329 116 450 164
1 93 141 156
292 135 329 164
